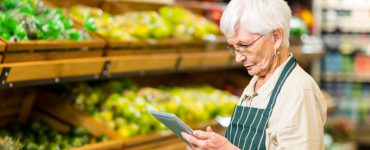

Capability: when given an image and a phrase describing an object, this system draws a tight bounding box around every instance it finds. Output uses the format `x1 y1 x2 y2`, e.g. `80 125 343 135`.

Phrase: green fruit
67 29 82 40
19 3 34 15
71 126 89 137
1 0 19 10
84 18 97 32
132 24 149 39
96 136 110 142
51 134 63 143
59 140 69 149
0 129 9 137
45 143 60 150
37 135 48 145
24 142 38 150
150 25 170 39
70 138 83 147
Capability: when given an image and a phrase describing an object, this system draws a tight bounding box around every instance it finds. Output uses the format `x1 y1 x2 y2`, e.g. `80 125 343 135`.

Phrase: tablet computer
149 110 193 145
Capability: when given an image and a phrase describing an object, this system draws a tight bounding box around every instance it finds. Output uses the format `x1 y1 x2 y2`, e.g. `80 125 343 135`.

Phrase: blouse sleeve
276 88 327 150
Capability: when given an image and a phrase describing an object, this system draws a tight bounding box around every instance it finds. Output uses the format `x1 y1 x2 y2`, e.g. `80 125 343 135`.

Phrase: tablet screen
149 110 193 145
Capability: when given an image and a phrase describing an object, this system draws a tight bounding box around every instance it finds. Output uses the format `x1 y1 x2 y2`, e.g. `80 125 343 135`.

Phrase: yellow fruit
117 126 130 138
132 24 149 39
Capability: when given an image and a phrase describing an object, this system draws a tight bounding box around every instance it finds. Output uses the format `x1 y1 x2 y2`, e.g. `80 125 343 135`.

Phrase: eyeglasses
227 35 264 55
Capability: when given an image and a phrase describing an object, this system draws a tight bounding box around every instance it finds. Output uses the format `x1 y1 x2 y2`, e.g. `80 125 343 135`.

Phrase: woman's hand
181 126 240 150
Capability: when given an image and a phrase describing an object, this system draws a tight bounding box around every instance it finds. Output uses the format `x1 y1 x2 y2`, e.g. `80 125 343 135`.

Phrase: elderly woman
181 0 327 149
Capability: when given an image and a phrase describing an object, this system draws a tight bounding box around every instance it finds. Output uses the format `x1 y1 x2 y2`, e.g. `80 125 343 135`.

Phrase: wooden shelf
0 57 106 83
2 50 103 63
179 51 232 70
0 44 320 88
108 53 179 74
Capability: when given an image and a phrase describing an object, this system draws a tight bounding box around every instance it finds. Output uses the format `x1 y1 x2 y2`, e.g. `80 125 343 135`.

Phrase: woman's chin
246 67 262 76
246 69 256 76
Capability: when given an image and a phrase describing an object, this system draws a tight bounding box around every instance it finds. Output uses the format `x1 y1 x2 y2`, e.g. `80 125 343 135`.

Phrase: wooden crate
2 50 103 63
0 57 105 83
0 53 3 63
0 89 35 126
0 0 106 63
204 37 228 51
34 92 119 139
108 53 179 74
178 51 233 70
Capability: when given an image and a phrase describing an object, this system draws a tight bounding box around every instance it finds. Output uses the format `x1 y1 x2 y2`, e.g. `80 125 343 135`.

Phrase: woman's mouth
244 65 253 70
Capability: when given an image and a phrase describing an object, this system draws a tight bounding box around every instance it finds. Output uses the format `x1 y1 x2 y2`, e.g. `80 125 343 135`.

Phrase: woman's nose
235 53 246 64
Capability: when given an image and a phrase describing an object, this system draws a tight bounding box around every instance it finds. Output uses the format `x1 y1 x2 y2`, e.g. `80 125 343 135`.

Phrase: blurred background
0 0 369 150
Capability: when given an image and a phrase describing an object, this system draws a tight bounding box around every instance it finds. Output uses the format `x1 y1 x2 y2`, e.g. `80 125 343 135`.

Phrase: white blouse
238 55 327 150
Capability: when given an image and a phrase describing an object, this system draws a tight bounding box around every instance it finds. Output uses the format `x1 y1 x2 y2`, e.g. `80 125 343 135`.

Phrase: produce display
0 136 22 150
0 0 90 41
70 80 237 138
69 5 219 41
0 120 108 150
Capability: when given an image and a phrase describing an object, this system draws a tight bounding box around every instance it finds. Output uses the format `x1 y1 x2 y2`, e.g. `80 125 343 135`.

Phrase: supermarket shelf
0 51 235 88
0 45 320 88
322 72 370 82
0 57 106 86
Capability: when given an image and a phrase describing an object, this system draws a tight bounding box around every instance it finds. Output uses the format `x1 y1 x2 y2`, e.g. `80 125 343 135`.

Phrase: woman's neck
254 49 290 92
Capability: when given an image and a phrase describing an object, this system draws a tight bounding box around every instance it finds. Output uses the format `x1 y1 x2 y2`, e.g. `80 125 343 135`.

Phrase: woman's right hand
182 126 240 150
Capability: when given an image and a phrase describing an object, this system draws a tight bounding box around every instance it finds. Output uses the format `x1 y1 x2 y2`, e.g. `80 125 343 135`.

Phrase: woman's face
227 27 275 77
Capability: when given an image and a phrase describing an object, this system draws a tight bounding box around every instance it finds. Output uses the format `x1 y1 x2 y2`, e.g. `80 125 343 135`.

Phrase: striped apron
225 57 297 150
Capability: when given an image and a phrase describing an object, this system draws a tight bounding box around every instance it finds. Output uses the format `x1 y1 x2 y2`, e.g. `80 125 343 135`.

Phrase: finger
206 126 214 132
193 130 211 140
182 132 192 141
182 132 206 147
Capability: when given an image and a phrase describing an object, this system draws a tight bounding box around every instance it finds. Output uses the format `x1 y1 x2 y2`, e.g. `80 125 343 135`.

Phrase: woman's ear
272 28 284 50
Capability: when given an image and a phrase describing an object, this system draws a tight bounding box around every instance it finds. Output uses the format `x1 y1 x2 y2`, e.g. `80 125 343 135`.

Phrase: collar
242 54 295 100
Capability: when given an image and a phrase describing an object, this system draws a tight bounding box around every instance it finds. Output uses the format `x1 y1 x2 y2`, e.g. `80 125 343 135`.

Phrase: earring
274 49 280 55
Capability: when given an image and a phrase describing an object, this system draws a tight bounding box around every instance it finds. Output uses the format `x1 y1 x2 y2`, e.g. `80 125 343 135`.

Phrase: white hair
220 0 292 48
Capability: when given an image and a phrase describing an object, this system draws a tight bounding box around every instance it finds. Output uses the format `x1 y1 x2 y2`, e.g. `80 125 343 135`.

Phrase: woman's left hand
181 126 239 150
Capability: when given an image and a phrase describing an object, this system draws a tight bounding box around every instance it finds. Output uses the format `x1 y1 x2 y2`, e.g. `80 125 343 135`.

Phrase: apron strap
266 57 297 113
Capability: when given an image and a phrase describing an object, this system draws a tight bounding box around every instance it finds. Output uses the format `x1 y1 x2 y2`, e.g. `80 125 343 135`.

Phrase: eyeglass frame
226 34 264 55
